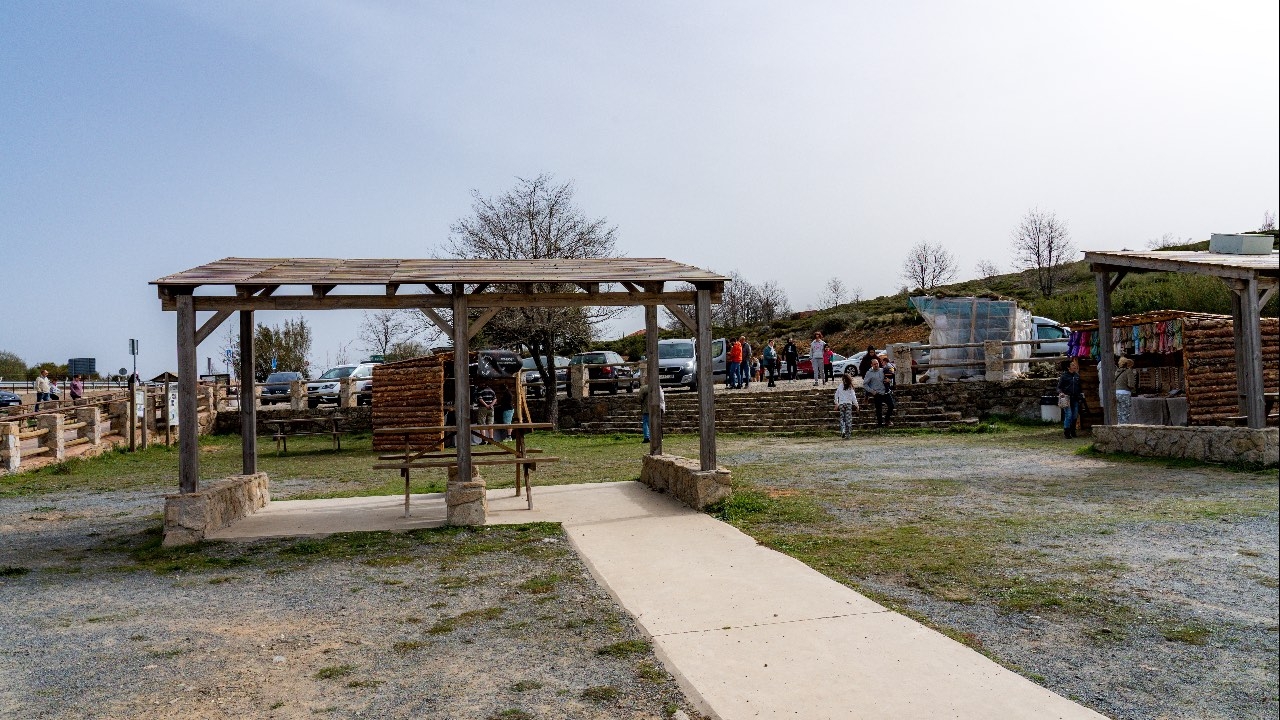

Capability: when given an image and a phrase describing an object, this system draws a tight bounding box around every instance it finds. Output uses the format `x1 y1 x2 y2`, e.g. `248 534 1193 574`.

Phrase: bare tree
1011 209 1077 298
901 240 958 292
1261 211 1276 232
446 174 620 426
358 310 415 357
385 339 430 362
1146 233 1189 250
662 272 790 332
818 277 848 309
975 259 1001 279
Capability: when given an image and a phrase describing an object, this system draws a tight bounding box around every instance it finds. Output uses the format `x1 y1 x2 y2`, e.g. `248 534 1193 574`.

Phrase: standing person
1057 360 1085 439
70 375 84 404
638 381 665 443
863 358 894 427
494 386 515 441
34 369 51 410
739 336 753 389
809 332 827 387
763 340 779 387
783 338 799 381
858 345 877 377
823 345 835 383
475 385 497 439
727 338 743 389
1114 356 1136 424
834 369 860 439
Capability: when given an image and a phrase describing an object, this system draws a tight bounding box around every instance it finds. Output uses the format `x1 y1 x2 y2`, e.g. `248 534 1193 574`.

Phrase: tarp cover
910 296 1032 380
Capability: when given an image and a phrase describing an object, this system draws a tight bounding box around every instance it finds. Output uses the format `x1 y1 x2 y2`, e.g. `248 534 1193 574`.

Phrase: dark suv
569 351 637 395
259 371 303 405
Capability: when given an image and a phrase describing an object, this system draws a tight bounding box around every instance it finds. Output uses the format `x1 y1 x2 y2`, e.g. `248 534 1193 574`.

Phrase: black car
569 351 638 395
522 356 570 398
259 371 304 405
0 390 20 408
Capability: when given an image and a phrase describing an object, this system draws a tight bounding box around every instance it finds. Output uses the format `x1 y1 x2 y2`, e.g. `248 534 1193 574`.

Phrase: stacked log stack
1184 316 1280 425
372 356 447 451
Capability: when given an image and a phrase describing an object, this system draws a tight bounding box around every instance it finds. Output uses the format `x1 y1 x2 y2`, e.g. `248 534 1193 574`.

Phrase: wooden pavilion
1086 248 1279 428
151 257 728 504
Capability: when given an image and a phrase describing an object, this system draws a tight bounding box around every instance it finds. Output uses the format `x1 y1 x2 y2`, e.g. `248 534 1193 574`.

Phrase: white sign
168 388 179 426
134 389 146 419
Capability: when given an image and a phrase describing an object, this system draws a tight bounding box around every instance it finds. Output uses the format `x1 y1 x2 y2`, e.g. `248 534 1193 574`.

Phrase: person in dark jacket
1057 360 1084 438
783 338 799 381
857 345 877 378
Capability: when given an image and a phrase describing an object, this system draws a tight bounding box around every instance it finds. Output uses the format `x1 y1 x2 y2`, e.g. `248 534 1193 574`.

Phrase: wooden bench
265 416 345 454
372 423 556 516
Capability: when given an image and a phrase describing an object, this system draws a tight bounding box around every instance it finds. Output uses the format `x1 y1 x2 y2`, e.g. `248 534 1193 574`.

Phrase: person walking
70 375 84 403
763 340 778 387
739 336 753 389
34 369 51 410
857 345 877 378
783 338 799 382
1057 360 1085 438
809 332 827 387
862 358 894 427
727 338 743 389
638 381 665 442
1114 356 1136 424
834 369 860 439
494 386 515 441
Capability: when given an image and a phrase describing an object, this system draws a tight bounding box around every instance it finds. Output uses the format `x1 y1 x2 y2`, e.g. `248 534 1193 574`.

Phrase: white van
1031 316 1070 357
653 338 728 391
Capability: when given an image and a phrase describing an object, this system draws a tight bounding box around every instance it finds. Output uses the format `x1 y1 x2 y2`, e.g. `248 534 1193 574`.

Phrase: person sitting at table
476 386 497 439
495 386 515 441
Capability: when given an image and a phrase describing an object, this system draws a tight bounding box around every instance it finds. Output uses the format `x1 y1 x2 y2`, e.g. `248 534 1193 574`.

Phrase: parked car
796 353 846 379
259 371 304 406
1031 316 1070 357
522 355 570 397
569 351 638 394
651 338 729 391
0 390 21 408
306 362 377 408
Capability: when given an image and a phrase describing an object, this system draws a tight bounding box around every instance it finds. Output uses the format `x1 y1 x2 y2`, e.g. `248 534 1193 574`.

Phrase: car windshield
572 353 608 365
659 343 694 359
832 353 845 362
1037 325 1066 340
318 367 355 380
265 373 295 383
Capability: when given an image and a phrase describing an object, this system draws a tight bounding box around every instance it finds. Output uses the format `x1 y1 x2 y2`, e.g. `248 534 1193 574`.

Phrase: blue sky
2 1 1276 377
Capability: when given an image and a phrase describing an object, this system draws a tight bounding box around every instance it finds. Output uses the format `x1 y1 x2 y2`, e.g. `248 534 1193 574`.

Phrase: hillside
597 232 1278 359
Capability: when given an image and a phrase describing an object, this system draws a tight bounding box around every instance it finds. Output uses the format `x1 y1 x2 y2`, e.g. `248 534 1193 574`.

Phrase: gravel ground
0 489 705 720
718 432 1280 720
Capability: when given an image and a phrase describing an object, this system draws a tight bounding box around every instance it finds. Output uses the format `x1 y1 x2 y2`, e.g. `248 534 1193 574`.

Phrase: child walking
834 370 859 439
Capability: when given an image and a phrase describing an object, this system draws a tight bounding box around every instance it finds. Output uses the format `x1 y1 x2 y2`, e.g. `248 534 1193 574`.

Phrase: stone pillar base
640 454 732 509
163 472 271 546
447 465 488 525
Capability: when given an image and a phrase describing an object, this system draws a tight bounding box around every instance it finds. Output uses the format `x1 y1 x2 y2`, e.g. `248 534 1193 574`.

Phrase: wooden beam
1259 286 1276 309
467 307 501 341
166 290 711 312
426 283 445 294
239 310 257 475
695 287 716 471
312 284 335 298
619 281 641 294
194 310 234 346
576 282 600 294
1095 270 1116 426
386 283 400 296
1241 276 1266 429
663 303 697 333
470 283 490 295
645 304 663 455
452 293 472 496
1107 270 1128 293
176 294 199 494
1230 280 1248 417
420 307 454 337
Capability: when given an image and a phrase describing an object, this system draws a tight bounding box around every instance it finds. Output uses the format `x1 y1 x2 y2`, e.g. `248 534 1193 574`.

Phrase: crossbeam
161 290 714 312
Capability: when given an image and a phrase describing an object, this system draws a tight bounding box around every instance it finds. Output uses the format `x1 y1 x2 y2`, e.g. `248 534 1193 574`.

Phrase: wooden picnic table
372 423 557 516
264 415 345 454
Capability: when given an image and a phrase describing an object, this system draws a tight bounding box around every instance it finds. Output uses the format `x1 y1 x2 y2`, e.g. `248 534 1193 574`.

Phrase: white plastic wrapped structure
910 297 1033 380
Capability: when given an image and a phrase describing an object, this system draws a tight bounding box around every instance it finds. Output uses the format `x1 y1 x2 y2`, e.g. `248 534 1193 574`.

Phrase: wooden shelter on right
1067 310 1279 428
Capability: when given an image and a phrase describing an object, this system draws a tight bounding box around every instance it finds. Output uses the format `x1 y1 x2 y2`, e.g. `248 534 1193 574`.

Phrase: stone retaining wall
640 454 732 510
1092 425 1278 466
163 472 271 546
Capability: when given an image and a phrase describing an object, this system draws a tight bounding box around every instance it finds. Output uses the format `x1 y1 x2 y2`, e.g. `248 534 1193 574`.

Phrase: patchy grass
313 664 356 680
580 685 619 703
518 573 564 594
427 607 505 634
509 680 542 692
597 639 650 657
1158 620 1213 645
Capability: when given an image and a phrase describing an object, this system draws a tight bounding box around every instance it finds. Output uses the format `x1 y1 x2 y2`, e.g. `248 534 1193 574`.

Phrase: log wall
372 356 447 451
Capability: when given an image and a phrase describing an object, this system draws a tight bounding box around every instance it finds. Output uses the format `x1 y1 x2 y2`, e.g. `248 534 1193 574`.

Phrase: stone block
1093 425 1278 466
36 413 65 461
0 422 19 472
163 472 271 546
446 466 487 526
640 453 732 510
74 407 102 445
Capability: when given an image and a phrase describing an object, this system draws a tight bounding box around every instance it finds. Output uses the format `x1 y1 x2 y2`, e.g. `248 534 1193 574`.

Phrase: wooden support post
239 310 257 474
163 381 173 446
695 287 716 471
127 377 137 452
1229 281 1249 417
177 293 200 493
452 293 472 484
645 304 663 454
1094 270 1116 426
1241 277 1266 429
140 390 149 449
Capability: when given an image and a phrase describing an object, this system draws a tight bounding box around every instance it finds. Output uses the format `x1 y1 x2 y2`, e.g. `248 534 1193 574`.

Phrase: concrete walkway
212 482 1106 719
